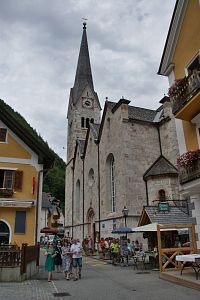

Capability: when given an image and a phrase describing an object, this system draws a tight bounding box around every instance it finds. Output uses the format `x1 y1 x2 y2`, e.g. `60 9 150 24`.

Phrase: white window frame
185 50 200 76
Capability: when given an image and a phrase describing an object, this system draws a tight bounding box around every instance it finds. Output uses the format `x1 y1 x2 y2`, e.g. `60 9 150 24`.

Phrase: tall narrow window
91 118 94 124
75 180 80 220
159 189 166 202
86 118 90 128
110 157 116 212
15 211 26 233
81 117 85 128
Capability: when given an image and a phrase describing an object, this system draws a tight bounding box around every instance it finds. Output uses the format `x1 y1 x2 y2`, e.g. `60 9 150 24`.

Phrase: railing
0 244 21 267
179 159 200 184
171 70 200 115
0 243 40 274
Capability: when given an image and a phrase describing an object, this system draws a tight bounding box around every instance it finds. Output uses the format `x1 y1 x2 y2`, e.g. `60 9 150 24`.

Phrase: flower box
0 188 14 198
177 150 200 167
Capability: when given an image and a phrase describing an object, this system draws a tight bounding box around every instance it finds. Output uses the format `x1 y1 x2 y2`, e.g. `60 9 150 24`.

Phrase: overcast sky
0 0 175 160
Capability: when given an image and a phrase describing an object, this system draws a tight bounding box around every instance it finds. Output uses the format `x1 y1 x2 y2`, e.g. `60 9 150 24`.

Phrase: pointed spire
72 22 94 104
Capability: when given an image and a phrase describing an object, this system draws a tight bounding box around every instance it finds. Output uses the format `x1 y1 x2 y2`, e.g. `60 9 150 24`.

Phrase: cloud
0 0 175 159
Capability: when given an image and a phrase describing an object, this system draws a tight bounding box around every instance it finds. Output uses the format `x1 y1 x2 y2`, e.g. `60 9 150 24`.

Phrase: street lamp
122 206 129 227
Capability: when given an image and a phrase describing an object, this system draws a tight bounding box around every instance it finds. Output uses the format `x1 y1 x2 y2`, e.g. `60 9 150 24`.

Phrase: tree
43 156 66 213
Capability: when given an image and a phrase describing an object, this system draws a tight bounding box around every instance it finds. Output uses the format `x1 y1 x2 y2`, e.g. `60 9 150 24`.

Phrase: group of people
44 237 82 282
99 237 142 265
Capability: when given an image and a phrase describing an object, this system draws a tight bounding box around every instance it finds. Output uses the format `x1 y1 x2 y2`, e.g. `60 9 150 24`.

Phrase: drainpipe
144 178 149 206
35 167 52 244
72 164 74 239
156 124 162 155
81 156 85 241
95 139 101 241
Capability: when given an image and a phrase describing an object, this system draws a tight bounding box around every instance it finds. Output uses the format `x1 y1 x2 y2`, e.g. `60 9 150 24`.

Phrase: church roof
107 100 160 123
72 23 94 104
143 155 178 179
143 206 190 225
128 106 157 122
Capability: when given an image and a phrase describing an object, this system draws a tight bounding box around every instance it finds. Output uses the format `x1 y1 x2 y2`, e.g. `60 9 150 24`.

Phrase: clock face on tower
82 97 93 108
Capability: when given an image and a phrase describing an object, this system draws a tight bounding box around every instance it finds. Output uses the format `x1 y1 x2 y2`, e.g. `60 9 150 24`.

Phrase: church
65 22 181 243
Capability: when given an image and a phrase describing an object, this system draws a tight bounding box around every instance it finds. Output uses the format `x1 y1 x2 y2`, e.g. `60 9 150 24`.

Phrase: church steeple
67 22 101 162
72 22 94 104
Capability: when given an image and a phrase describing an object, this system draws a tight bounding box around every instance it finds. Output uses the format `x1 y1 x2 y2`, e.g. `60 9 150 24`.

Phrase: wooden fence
157 224 197 272
0 243 40 275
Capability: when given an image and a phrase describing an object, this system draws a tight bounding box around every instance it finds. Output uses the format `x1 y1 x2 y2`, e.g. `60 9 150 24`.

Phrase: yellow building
158 0 200 248
0 99 55 246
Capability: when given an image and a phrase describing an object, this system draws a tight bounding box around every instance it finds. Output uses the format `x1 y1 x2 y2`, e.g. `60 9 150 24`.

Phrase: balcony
0 188 14 198
170 70 200 121
179 159 200 184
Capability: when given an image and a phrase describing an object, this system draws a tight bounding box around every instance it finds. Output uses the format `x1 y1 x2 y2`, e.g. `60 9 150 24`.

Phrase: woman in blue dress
62 240 72 280
44 242 57 282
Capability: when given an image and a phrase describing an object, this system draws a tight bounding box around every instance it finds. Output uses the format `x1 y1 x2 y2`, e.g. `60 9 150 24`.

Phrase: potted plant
0 188 14 198
177 149 200 167
168 77 188 98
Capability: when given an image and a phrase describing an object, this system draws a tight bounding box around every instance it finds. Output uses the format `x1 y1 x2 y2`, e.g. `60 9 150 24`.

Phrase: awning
132 223 159 232
132 223 189 233
40 227 58 234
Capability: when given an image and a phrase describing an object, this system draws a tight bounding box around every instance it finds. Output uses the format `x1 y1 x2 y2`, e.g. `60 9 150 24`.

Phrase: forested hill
43 156 66 212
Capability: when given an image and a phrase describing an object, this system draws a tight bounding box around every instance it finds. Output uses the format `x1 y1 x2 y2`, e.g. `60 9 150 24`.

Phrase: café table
176 254 200 280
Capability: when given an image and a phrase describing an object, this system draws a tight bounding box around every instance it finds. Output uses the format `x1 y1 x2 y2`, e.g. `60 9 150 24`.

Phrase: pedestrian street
0 255 199 300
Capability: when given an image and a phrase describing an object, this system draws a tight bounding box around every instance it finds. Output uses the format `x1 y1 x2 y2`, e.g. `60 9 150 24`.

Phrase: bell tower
67 22 101 161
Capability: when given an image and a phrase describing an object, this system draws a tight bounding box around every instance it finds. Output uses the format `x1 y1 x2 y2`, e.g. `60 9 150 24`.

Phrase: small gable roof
143 155 178 179
0 99 55 168
139 205 190 227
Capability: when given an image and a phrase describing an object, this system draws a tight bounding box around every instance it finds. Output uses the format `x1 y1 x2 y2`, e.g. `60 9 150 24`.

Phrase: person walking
70 238 83 281
44 242 57 282
62 240 72 280
55 240 63 272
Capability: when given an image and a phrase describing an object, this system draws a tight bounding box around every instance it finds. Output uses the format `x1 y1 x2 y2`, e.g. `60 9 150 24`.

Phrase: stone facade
65 25 181 243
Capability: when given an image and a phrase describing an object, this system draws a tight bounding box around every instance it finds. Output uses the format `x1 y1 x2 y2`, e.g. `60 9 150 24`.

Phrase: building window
86 118 90 128
111 157 116 212
88 168 95 187
106 154 116 212
187 53 200 74
81 117 85 128
15 211 26 234
0 128 7 143
159 189 166 202
91 118 94 124
75 180 80 220
0 170 14 189
0 170 23 191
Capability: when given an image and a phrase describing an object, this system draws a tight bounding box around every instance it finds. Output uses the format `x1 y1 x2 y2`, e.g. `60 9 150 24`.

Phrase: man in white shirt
70 238 83 281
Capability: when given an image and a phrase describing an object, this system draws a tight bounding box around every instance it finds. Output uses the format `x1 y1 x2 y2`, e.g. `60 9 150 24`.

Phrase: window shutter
14 171 23 191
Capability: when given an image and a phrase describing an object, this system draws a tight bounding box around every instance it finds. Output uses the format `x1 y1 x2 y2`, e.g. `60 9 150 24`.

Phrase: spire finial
82 17 88 29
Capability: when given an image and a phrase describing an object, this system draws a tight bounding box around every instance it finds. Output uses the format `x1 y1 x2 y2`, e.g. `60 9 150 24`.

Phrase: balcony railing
179 159 200 184
171 70 200 115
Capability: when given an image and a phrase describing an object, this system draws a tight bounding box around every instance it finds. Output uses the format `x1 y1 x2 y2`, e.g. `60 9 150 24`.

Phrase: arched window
88 168 95 187
106 154 116 212
159 189 166 202
0 220 10 244
86 118 90 128
75 180 80 219
81 117 85 128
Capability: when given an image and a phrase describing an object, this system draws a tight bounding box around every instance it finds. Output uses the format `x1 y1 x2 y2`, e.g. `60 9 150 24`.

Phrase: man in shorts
70 238 83 281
